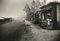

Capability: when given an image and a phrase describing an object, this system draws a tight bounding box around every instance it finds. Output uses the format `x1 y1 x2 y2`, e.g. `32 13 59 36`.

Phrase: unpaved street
21 20 60 41
0 20 60 41
0 20 26 41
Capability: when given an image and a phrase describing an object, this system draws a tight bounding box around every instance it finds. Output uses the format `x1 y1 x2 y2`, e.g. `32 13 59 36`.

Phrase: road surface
0 20 60 41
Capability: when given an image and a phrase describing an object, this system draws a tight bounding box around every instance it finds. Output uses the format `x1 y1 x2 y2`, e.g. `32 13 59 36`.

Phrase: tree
23 3 31 14
35 0 40 11
31 0 41 12
23 3 31 20
23 0 42 21
31 0 36 12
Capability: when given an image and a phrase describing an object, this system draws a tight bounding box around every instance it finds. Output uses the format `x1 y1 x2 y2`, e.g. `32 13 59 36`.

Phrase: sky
0 0 33 20
0 0 60 20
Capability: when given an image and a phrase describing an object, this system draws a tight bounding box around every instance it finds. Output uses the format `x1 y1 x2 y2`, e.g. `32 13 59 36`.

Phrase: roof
40 1 60 9
40 6 52 12
39 1 60 12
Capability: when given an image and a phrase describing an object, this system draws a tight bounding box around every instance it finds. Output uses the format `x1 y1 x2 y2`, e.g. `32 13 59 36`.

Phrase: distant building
0 17 13 24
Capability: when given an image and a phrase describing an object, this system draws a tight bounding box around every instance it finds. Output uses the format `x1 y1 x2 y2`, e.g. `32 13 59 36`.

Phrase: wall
57 4 60 22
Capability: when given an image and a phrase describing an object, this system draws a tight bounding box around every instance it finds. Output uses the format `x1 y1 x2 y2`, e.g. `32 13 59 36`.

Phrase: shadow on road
0 21 26 41
52 32 60 41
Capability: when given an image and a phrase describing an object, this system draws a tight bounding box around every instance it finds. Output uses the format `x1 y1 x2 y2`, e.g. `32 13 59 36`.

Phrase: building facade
40 2 60 29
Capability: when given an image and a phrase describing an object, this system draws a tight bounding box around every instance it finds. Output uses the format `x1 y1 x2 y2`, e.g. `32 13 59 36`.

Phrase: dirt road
21 20 60 41
0 20 60 41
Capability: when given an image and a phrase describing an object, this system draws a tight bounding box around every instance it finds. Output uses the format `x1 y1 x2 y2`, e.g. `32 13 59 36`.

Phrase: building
39 1 60 29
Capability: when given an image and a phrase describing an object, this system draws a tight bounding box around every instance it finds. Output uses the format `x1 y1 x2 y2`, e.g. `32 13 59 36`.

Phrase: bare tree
35 0 40 11
23 3 31 14
31 0 41 12
31 0 36 13
23 0 42 21
23 3 31 20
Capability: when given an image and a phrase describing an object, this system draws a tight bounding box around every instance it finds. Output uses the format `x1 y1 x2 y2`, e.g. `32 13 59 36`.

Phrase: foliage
23 0 41 14
23 3 31 14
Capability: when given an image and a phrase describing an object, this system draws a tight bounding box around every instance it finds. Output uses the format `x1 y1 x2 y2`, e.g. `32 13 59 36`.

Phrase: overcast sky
0 0 60 20
0 0 33 19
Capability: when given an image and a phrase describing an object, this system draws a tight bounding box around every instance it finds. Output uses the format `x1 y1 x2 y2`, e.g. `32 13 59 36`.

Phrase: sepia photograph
0 0 60 41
